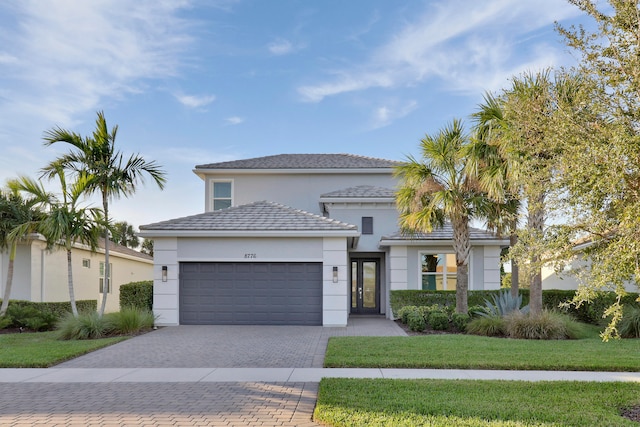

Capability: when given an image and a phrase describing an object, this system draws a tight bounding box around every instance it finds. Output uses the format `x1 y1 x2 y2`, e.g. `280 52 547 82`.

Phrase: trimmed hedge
0 299 96 318
119 280 153 311
390 289 640 325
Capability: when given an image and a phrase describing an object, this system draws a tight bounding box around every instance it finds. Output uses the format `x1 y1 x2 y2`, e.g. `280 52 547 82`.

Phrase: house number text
244 253 257 259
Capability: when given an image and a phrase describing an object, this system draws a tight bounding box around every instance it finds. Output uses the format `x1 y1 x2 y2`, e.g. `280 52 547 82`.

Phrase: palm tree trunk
99 193 110 317
66 249 78 317
510 229 519 298
452 216 471 314
528 193 545 315
0 243 17 317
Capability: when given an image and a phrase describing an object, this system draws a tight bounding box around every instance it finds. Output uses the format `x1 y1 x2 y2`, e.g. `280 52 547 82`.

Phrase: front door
350 258 379 314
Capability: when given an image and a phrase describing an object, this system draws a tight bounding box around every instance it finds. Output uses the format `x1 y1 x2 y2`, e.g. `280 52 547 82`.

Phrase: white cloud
297 0 582 102
174 93 216 109
225 116 244 125
370 100 418 129
268 38 294 55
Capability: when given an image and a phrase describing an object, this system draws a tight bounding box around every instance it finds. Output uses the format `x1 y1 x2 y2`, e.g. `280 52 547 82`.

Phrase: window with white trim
99 262 112 293
212 181 233 210
82 259 90 268
420 253 457 290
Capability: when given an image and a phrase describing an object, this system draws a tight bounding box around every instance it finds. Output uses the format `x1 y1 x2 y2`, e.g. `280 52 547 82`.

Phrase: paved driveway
57 316 406 368
1 316 405 426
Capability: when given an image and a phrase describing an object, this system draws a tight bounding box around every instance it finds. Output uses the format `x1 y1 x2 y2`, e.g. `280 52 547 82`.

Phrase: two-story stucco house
139 154 508 327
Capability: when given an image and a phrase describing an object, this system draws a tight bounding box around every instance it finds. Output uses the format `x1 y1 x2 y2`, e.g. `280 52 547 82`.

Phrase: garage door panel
179 262 322 325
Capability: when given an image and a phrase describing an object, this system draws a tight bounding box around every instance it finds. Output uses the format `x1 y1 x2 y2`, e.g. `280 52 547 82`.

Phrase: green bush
468 305 486 318
428 311 449 330
505 311 573 340
451 312 470 331
407 309 426 332
397 305 416 324
0 299 97 319
0 315 13 329
57 311 114 340
466 316 506 337
119 280 153 311
619 305 640 338
105 307 156 334
5 305 57 331
478 290 529 318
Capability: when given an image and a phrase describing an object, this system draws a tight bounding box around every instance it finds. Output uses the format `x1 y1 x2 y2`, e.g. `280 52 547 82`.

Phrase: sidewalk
2 367 640 383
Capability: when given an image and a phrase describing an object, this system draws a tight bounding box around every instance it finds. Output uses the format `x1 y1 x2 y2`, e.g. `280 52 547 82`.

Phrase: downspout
41 248 46 302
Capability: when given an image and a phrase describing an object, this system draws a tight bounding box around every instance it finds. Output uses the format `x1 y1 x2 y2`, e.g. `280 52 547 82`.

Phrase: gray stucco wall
325 204 398 252
204 172 397 215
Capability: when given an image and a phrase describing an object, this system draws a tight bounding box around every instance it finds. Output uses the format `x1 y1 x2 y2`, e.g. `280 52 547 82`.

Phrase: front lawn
314 378 640 426
0 331 127 367
324 335 640 371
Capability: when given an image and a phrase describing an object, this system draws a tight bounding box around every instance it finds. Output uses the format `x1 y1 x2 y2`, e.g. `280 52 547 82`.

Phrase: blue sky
0 0 590 230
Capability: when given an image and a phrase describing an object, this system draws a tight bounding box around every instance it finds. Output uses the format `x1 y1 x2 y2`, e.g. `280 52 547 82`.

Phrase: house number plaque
244 253 257 259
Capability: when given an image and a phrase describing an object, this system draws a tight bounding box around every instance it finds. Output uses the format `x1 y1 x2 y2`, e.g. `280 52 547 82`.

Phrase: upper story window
362 217 373 235
420 253 457 291
212 181 233 210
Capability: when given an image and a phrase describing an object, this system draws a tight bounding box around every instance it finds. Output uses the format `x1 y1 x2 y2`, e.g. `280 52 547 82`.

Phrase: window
362 217 373 235
420 253 457 290
82 259 90 268
99 262 112 293
212 181 232 210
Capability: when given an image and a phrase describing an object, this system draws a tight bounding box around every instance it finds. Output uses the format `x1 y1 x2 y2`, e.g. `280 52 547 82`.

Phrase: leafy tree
140 238 154 256
395 119 491 313
555 0 640 338
42 111 166 316
11 164 101 317
0 188 45 316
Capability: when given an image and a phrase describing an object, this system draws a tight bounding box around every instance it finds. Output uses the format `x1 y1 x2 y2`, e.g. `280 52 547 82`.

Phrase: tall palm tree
42 111 166 316
10 165 101 316
395 119 488 313
0 188 44 316
467 92 522 297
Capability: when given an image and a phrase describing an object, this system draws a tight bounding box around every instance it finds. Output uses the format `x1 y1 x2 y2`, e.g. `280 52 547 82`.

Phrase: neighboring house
0 236 153 313
139 154 508 327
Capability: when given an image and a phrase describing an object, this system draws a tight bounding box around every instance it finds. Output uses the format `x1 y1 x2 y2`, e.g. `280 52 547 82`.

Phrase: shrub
5 305 57 331
56 311 114 340
0 315 12 329
468 305 486 318
106 307 156 335
120 281 153 311
619 305 640 338
428 311 450 330
505 311 575 340
407 310 426 332
479 290 529 318
466 316 506 337
397 306 417 324
0 299 97 320
452 312 470 331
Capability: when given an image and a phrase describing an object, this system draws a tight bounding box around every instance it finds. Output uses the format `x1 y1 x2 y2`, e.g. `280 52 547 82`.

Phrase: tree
395 119 490 313
11 164 101 316
555 0 640 338
0 188 44 316
105 221 139 249
140 238 154 256
42 111 166 316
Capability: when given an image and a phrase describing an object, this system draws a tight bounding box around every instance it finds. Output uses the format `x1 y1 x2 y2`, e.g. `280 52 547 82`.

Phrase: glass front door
351 258 379 314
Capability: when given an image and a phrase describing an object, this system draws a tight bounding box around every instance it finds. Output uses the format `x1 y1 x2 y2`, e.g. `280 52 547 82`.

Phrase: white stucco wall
324 203 398 252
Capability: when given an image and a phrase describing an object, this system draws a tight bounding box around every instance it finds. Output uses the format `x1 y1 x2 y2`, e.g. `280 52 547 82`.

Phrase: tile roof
195 153 400 170
139 201 359 232
381 223 506 242
320 185 396 199
98 238 153 261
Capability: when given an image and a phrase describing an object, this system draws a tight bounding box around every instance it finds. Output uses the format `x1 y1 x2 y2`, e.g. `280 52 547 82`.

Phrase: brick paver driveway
1 317 405 426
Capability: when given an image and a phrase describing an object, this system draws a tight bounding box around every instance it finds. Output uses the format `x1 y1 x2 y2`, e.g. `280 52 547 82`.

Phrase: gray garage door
179 262 323 325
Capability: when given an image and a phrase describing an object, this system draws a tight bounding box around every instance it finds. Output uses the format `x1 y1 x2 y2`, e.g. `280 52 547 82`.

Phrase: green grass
0 331 127 367
314 378 640 426
324 334 640 371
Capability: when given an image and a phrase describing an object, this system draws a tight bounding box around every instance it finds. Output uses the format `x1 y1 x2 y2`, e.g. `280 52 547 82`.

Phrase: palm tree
395 119 488 314
467 92 522 297
108 221 140 249
42 111 166 316
0 188 44 316
10 165 101 316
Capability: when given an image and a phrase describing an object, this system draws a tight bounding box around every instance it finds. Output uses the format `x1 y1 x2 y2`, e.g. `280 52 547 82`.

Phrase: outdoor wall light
162 265 168 282
332 266 338 283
